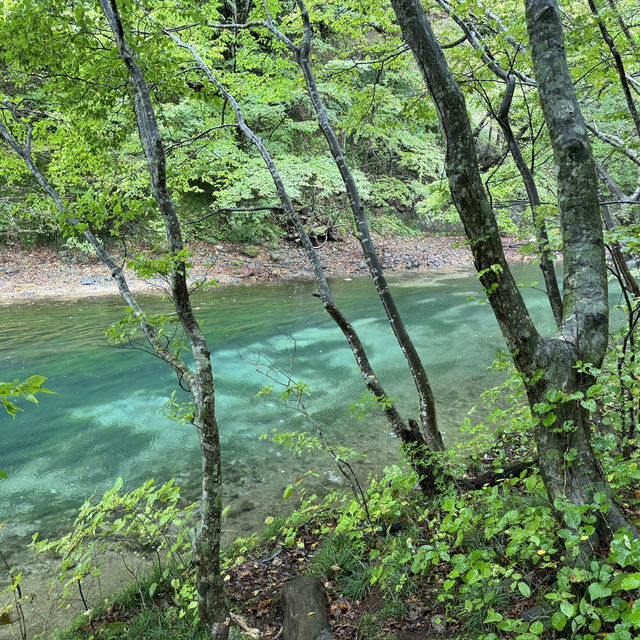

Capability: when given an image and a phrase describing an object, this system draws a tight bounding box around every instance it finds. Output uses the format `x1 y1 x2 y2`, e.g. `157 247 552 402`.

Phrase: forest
1 0 640 638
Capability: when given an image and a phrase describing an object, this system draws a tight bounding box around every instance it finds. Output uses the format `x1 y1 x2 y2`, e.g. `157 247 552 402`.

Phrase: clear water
0 265 557 561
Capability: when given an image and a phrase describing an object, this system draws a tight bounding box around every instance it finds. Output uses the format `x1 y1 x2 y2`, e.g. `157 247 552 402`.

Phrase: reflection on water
1 265 557 564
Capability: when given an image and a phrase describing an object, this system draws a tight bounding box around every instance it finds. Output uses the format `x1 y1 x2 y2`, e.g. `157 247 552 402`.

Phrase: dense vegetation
1 0 640 638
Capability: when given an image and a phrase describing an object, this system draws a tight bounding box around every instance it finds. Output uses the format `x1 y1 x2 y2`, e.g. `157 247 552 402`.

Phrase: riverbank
0 233 530 302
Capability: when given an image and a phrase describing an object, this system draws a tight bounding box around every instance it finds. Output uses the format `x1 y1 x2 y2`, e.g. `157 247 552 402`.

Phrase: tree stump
281 576 336 640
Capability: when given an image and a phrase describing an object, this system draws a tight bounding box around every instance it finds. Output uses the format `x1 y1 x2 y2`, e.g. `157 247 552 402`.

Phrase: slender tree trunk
292 1 443 451
165 30 446 495
216 2 444 451
99 2 229 636
587 0 640 140
494 75 563 327
606 0 637 47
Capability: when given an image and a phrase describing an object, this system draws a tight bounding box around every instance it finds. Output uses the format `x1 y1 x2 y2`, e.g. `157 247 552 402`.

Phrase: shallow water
0 264 558 563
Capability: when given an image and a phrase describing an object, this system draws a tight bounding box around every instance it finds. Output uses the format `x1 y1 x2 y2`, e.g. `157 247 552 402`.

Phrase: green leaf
551 611 567 631
620 573 640 590
518 582 531 598
588 582 612 600
283 484 293 500
560 600 576 618
621 605 640 625
483 608 503 623
529 620 543 634
563 509 581 529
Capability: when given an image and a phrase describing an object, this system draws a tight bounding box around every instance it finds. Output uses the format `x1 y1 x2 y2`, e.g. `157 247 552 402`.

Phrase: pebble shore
0 234 529 302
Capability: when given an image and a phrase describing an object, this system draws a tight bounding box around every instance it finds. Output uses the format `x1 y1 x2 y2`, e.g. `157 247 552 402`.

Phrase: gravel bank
0 233 529 303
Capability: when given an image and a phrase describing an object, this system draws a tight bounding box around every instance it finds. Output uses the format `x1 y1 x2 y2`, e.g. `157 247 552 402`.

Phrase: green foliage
33 477 197 615
105 306 186 358
348 392 396 421
262 429 361 462
0 375 52 419
161 391 195 426
127 248 193 280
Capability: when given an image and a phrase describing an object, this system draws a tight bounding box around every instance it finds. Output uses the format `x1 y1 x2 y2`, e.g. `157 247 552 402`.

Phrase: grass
310 533 373 600
54 608 210 640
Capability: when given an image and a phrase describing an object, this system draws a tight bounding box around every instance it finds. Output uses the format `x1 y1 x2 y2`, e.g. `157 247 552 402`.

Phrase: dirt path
0 234 529 303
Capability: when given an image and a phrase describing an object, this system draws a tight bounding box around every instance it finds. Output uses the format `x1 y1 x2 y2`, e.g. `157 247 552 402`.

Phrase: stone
80 277 95 285
521 606 544 622
283 257 291 267
270 252 283 262
431 615 446 632
240 244 259 258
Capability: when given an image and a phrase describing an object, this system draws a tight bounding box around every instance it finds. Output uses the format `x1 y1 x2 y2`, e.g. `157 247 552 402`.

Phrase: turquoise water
0 265 558 558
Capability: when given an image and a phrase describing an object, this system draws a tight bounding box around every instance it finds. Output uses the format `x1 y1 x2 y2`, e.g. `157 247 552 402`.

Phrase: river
1 264 559 563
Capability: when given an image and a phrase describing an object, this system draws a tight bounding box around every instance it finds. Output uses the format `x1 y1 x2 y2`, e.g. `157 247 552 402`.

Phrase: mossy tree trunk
99 1 230 637
391 0 639 544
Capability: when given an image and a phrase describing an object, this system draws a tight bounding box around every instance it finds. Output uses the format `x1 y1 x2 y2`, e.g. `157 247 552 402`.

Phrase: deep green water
1 265 559 558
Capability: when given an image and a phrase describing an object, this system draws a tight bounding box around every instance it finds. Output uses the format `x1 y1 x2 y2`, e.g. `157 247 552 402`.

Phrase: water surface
0 264 557 558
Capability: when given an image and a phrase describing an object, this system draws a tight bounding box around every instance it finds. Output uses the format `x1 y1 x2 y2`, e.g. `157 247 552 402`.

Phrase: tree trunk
391 0 639 543
292 1 443 452
165 29 447 496
281 577 336 640
99 1 230 636
212 2 443 451
494 75 563 327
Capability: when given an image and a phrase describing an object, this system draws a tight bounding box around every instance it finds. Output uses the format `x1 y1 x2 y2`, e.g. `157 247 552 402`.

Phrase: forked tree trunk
209 3 445 453
165 30 446 496
391 0 639 544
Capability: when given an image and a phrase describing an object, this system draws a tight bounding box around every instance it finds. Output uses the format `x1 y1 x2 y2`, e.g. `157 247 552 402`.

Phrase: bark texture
281 577 336 640
99 2 230 636
391 0 639 542
524 0 635 539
